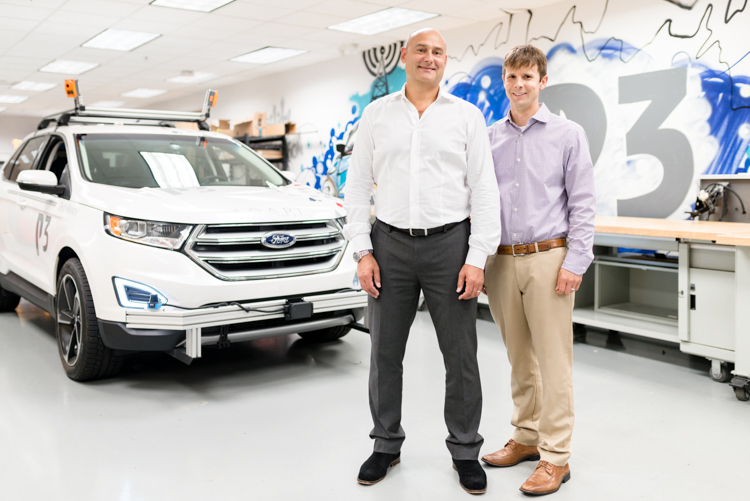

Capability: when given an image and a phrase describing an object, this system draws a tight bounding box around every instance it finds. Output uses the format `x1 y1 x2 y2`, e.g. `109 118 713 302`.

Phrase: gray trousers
368 219 484 459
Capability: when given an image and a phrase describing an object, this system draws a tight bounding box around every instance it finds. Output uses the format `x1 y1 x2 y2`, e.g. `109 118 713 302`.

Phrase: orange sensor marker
208 90 218 107
64 79 78 98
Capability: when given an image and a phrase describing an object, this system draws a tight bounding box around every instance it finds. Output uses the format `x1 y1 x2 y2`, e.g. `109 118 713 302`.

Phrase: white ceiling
0 0 560 117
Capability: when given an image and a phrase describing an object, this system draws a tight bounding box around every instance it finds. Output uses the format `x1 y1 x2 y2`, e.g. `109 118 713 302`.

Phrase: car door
17 135 72 293
0 135 48 281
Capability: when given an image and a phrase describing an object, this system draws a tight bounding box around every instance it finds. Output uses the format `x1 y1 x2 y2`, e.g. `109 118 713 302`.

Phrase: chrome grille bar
184 219 346 281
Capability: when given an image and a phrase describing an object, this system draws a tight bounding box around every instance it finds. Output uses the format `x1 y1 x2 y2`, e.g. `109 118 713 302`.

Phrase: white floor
1 300 748 500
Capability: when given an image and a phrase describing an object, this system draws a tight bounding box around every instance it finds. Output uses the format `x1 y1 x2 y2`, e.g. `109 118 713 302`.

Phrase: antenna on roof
64 79 83 112
202 89 218 117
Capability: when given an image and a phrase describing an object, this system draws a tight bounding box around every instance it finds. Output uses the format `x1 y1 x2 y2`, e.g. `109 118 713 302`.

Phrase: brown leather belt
497 238 566 256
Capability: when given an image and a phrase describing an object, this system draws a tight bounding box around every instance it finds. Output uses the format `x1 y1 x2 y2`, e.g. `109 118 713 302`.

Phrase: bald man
344 29 500 494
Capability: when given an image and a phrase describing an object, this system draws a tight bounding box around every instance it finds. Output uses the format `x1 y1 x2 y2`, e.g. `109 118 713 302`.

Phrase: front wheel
0 283 20 312
298 325 351 343
56 258 123 381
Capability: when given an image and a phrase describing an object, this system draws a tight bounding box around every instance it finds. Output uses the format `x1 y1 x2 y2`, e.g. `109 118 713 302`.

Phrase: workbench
574 216 750 401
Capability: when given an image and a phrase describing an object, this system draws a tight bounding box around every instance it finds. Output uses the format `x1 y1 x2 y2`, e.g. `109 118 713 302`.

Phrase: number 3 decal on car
35 213 51 255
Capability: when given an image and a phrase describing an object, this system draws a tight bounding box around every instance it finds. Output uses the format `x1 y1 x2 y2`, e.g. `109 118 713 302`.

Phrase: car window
76 134 288 189
8 136 46 182
39 137 68 179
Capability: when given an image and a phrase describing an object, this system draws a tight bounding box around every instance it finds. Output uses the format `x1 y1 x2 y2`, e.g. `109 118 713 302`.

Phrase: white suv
0 98 367 381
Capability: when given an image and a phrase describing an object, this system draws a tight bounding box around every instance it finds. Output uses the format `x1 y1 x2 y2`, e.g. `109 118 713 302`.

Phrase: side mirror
335 143 345 154
17 170 65 196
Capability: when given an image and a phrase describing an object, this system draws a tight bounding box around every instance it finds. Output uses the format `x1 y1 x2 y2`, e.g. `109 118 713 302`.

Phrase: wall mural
298 0 750 219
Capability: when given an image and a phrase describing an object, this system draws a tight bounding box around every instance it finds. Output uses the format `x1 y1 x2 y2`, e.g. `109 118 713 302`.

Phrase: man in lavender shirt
480 45 595 496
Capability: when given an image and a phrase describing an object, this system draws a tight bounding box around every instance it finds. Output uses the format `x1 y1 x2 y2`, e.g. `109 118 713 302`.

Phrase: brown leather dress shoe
519 461 570 496
481 439 540 467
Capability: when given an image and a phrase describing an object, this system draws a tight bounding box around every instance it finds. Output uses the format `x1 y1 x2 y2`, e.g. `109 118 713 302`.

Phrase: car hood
76 183 346 224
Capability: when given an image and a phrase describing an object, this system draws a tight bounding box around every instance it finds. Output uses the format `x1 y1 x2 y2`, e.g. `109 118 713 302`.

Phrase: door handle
17 199 26 209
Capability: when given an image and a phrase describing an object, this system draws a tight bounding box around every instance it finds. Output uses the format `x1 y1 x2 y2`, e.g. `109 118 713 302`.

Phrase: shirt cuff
465 247 490 270
561 252 592 276
350 234 373 254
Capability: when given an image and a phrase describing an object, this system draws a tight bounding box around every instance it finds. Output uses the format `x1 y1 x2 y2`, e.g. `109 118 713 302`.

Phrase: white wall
0 115 41 163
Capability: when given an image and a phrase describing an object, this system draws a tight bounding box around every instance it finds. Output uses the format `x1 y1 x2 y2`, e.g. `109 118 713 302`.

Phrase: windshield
76 133 288 188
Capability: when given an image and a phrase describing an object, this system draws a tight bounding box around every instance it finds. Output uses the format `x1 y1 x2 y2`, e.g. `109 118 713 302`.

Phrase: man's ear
400 46 407 64
540 74 549 90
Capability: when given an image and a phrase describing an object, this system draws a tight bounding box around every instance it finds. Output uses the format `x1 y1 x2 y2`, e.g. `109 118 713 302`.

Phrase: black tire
735 386 750 402
298 325 351 343
56 258 123 381
710 362 734 383
0 284 20 312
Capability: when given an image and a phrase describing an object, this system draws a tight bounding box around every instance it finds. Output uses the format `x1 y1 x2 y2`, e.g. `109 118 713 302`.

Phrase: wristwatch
353 249 373 263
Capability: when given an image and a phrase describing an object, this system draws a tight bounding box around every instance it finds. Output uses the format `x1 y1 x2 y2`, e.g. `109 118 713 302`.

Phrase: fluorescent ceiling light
82 29 160 52
11 81 56 92
88 100 126 108
328 7 438 35
121 88 168 98
40 60 98 75
0 95 29 104
231 47 307 64
150 0 234 12
166 72 222 84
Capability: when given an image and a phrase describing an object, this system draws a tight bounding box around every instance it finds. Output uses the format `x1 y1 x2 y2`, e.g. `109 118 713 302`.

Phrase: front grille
184 219 346 280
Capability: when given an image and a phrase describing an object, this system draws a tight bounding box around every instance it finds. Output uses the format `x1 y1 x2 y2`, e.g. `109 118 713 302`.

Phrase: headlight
105 214 192 250
113 278 168 309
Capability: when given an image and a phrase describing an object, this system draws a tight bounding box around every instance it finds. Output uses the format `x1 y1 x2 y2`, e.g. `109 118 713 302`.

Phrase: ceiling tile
30 22 104 39
59 0 144 17
129 4 207 23
297 27 363 44
248 22 319 38
281 38 338 52
247 0 326 8
5 44 71 61
0 3 55 21
275 11 348 29
111 19 183 34
306 0 384 18
211 2 294 21
44 11 122 28
399 0 486 16
0 56 54 71
189 14 263 33
0 17 40 32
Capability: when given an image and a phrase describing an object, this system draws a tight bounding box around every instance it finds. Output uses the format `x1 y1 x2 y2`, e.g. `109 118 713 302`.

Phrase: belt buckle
409 228 427 236
511 244 525 257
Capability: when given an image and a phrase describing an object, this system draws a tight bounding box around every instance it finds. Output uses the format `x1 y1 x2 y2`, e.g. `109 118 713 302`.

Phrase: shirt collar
500 102 551 127
396 83 450 102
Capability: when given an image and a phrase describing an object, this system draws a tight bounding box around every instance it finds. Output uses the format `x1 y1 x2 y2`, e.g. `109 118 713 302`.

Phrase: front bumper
98 290 367 354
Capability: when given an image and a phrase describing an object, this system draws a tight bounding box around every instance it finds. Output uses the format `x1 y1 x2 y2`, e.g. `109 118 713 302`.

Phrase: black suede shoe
357 452 401 485
453 459 487 494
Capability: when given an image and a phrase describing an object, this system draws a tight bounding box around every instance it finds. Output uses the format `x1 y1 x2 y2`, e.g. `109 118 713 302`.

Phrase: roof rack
38 80 218 131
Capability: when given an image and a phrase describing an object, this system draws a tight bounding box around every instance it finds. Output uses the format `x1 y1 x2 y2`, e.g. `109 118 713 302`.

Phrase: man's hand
457 264 484 300
556 268 582 295
358 254 381 298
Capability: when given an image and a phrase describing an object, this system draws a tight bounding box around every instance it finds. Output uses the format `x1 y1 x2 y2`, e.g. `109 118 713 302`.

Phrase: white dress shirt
343 85 501 269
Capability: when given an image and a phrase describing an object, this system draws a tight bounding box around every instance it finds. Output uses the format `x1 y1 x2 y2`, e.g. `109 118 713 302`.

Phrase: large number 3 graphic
542 67 692 218
617 67 692 218
35 213 51 256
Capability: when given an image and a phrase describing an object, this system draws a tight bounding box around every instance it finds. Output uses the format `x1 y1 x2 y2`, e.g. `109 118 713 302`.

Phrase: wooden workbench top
595 216 750 246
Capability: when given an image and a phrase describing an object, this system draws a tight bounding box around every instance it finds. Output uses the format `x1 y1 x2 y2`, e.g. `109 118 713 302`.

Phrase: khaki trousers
484 247 575 466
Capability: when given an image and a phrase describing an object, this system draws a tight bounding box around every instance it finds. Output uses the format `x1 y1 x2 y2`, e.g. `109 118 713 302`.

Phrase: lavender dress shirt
487 103 596 275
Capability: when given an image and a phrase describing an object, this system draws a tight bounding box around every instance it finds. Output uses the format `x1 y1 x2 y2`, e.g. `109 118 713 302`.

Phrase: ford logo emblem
261 232 297 249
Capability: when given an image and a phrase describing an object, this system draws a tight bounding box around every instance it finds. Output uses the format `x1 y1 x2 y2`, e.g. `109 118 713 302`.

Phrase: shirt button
513 233 516 237
516 183 519 187
514 208 517 212
519 133 523 137
517 158 520 162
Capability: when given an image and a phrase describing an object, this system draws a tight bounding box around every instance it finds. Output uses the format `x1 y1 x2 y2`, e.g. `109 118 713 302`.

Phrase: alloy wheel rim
57 274 82 367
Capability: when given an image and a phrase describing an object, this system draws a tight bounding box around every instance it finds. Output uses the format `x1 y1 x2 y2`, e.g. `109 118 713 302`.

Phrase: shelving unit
234 134 290 171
